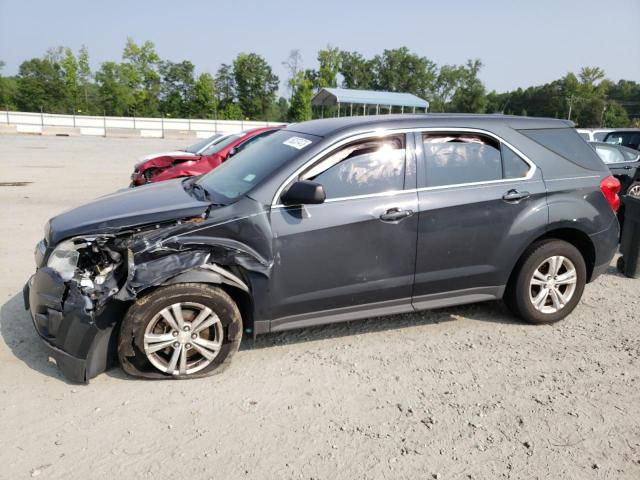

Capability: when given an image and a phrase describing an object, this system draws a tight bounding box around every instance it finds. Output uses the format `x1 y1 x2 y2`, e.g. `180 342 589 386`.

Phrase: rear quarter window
518 128 605 171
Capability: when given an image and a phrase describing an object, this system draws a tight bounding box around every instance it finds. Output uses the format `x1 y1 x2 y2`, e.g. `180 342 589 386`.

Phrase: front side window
422 134 503 187
301 135 406 199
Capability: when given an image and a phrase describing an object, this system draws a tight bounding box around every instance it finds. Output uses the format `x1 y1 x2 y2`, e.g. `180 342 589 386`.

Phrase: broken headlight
47 239 81 281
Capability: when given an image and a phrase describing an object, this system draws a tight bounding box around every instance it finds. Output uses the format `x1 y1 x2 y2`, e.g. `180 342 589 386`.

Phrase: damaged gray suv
24 115 621 382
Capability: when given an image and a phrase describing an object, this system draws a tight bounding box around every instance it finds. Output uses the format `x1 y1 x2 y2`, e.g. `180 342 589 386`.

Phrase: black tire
504 239 587 324
617 256 626 274
118 283 242 379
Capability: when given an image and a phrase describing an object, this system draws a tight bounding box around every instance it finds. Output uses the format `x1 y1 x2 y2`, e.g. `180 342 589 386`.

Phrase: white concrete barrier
0 110 286 138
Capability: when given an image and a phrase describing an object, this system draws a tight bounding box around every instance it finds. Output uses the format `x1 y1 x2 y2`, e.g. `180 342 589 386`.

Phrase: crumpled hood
135 154 203 171
137 150 194 165
47 179 211 245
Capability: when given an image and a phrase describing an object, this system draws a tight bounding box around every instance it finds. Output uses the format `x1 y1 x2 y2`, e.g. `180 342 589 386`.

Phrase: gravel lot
1 134 639 479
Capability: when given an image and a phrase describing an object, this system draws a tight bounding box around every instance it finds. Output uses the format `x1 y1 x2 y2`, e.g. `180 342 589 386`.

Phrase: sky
1 0 639 95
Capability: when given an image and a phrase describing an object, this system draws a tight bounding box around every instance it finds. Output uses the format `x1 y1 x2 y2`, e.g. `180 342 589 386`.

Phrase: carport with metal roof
311 87 429 117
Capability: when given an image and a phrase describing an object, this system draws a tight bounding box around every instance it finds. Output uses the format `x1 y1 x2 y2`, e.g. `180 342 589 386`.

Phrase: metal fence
0 110 284 138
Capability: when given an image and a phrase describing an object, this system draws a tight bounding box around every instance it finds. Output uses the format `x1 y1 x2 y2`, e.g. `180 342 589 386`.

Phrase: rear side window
519 128 604 171
502 144 531 178
421 133 530 187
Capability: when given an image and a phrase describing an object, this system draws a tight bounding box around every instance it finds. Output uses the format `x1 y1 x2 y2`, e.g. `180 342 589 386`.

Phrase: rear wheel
505 240 586 324
118 283 242 379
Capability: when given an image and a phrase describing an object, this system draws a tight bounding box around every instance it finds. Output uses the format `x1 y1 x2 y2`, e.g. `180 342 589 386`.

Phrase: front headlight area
47 240 81 280
46 237 126 306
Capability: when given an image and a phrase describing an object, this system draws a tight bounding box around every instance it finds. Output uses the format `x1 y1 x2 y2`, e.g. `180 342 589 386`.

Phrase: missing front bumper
23 270 124 383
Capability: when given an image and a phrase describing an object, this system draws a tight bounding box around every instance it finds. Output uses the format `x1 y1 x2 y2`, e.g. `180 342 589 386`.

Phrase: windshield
183 134 223 154
201 134 241 156
196 130 317 204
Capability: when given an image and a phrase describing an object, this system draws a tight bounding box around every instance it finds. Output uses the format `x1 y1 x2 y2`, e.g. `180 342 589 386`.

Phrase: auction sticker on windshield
283 136 312 150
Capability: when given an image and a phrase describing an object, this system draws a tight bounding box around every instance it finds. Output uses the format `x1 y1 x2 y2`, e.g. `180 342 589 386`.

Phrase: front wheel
118 283 242 379
505 240 587 324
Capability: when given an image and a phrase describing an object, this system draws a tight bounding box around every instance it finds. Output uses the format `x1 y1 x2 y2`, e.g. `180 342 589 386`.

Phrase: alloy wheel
529 256 577 314
628 184 640 198
143 302 223 375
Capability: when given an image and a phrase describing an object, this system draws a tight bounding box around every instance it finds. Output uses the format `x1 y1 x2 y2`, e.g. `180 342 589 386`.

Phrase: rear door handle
502 189 531 202
380 208 414 222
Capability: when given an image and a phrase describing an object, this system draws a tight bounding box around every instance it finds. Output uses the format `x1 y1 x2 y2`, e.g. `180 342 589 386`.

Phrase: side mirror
227 147 238 159
281 180 326 206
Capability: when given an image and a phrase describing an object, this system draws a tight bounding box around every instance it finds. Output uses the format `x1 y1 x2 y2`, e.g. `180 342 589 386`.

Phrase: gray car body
24 114 620 382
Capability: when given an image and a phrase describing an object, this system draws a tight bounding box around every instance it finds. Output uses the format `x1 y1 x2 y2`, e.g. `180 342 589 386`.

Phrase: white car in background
137 133 232 162
577 128 614 142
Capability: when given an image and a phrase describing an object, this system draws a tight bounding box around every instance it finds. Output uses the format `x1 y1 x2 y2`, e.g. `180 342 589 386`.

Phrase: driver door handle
502 189 530 202
380 208 414 222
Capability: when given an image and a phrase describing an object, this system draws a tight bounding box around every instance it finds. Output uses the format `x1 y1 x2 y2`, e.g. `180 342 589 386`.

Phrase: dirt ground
0 134 639 480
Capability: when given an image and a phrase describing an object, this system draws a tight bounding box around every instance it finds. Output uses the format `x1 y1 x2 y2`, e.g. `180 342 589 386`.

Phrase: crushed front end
24 236 131 382
24 196 274 383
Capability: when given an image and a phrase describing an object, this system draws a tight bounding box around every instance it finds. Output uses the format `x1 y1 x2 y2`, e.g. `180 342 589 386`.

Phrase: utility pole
567 95 574 121
600 104 608 128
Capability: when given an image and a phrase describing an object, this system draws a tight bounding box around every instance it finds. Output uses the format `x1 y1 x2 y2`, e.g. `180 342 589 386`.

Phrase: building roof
311 87 429 109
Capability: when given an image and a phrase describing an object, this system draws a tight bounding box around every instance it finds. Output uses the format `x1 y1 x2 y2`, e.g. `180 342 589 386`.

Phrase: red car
130 126 283 186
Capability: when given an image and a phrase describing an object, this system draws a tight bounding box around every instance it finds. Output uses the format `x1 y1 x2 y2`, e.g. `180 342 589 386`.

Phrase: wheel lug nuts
173 342 180 348
172 331 178 337
191 333 197 339
183 326 190 332
186 343 192 349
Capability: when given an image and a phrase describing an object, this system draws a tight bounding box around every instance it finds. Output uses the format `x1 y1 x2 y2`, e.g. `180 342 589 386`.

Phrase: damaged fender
26 196 274 382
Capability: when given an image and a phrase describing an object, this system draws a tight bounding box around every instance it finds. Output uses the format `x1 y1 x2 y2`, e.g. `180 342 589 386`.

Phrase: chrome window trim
271 127 537 208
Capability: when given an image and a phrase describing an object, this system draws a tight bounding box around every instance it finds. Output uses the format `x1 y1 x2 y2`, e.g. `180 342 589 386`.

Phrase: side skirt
411 286 505 311
265 286 505 334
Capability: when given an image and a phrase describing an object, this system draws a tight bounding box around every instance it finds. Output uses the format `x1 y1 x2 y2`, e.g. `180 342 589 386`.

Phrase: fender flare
161 263 249 292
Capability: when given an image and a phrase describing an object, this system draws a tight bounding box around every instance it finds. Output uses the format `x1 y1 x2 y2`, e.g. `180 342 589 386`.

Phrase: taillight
600 175 621 212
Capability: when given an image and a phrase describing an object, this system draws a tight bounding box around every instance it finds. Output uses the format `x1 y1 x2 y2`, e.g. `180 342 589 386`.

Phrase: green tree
214 63 236 114
232 53 279 119
317 45 341 88
121 38 161 116
282 49 303 98
431 64 465 112
602 102 629 128
188 72 217 119
61 48 80 112
95 61 135 115
372 47 436 100
77 45 93 113
16 57 66 112
288 71 313 121
608 80 640 124
339 51 373 89
449 59 487 113
0 61 18 110
159 60 195 117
